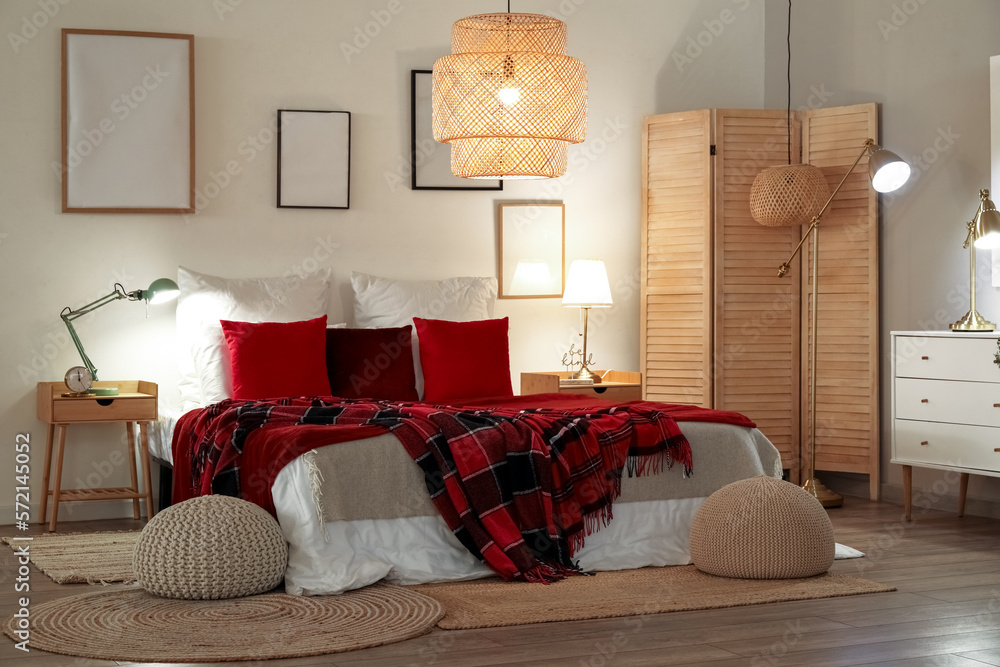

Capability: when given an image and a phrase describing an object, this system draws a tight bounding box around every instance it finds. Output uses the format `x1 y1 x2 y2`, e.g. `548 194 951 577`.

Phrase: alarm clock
64 366 94 395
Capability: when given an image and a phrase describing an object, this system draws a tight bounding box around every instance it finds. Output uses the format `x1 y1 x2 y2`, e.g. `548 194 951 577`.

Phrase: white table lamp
562 259 613 382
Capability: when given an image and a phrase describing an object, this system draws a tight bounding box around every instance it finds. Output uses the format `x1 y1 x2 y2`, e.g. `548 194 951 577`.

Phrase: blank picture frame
498 203 565 299
410 69 502 191
62 29 194 213
277 110 351 209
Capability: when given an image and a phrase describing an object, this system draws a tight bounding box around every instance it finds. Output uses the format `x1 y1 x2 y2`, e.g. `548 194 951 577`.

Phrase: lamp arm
60 285 128 322
58 284 128 381
777 139 874 278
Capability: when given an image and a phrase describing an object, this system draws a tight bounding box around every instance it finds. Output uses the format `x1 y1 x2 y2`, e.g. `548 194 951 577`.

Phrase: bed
150 267 784 596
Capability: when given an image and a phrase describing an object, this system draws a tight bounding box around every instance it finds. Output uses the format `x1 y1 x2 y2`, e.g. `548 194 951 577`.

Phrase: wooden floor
2 497 1000 666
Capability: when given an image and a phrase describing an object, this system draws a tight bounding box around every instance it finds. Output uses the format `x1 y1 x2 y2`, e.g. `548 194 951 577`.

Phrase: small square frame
277 109 351 209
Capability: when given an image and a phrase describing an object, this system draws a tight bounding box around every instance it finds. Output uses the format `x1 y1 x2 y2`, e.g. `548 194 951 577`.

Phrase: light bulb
498 86 520 106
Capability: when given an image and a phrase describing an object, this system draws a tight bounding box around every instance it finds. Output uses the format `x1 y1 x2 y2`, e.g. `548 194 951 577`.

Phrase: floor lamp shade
868 144 910 193
432 13 587 179
749 164 831 227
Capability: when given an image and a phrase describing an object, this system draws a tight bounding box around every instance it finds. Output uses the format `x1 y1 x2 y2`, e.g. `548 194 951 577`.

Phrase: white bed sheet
151 410 784 597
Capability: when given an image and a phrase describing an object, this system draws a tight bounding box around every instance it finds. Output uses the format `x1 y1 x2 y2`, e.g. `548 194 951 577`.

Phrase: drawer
559 385 642 401
895 377 1000 427
50 396 157 423
893 419 1000 473
894 335 1000 382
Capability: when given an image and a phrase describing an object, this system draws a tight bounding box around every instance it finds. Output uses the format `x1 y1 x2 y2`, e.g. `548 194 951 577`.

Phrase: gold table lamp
951 189 1000 331
562 259 613 382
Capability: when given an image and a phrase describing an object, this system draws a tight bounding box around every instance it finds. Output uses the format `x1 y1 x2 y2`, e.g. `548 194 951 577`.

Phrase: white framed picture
62 29 194 213
498 203 565 299
277 110 351 209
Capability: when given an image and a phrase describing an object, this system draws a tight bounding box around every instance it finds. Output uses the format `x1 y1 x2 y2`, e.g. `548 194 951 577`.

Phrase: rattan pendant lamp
749 1 829 226
431 2 588 179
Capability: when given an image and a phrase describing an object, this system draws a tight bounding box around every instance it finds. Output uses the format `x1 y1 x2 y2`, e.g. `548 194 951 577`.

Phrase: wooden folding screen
801 103 880 500
640 104 879 497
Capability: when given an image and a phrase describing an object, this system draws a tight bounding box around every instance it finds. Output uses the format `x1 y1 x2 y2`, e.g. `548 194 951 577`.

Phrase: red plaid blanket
172 396 694 582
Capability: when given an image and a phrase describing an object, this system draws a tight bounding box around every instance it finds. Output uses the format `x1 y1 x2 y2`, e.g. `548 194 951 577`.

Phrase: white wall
764 0 1000 515
0 0 766 522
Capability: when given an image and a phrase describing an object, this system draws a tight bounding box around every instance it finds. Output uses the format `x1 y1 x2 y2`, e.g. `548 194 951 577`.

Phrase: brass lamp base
950 309 996 331
569 367 602 383
802 477 843 508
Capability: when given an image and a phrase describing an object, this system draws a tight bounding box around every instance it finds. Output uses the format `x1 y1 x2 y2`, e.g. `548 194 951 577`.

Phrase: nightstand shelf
36 380 158 532
520 371 642 402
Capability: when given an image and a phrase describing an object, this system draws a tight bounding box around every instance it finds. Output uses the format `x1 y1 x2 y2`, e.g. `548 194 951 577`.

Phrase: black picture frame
277 109 351 209
410 69 503 191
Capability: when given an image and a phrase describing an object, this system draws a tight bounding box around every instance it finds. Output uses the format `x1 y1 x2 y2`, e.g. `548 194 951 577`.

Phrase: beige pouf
133 495 288 600
689 475 835 579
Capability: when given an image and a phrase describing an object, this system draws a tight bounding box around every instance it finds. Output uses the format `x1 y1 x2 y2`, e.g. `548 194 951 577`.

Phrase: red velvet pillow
221 316 332 400
414 317 513 402
325 326 418 401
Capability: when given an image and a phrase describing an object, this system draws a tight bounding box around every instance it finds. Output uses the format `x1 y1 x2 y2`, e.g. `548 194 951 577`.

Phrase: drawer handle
994 403 1000 408
995 448 1000 453
921 356 929 360
920 441 929 446
920 399 928 403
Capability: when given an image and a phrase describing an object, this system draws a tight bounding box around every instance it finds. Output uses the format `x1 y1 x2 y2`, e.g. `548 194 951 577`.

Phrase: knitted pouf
689 476 835 579
133 495 288 600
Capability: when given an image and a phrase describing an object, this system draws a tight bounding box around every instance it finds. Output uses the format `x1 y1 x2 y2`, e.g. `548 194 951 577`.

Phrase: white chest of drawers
891 331 1000 520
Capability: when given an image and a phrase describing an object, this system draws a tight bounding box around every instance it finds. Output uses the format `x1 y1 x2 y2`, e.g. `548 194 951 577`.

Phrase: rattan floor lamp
770 139 910 507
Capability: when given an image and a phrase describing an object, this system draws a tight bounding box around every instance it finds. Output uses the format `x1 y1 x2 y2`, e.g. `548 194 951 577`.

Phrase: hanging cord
786 0 791 164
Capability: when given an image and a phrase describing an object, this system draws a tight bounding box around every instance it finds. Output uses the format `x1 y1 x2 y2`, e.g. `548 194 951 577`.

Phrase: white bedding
150 413 784 596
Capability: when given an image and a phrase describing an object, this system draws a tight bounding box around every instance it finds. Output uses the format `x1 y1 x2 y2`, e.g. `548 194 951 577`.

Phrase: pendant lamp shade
749 164 831 227
432 13 587 179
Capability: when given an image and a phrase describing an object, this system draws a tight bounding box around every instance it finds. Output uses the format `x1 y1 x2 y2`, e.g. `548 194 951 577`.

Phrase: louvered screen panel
801 103 880 499
641 111 713 406
713 110 802 481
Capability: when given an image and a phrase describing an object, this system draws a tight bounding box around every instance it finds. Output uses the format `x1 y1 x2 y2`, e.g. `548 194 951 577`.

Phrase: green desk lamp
61 278 180 396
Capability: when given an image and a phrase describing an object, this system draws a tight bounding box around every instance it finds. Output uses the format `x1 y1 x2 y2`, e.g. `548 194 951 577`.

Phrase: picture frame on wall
277 109 351 209
498 203 565 299
61 29 195 213
410 69 503 191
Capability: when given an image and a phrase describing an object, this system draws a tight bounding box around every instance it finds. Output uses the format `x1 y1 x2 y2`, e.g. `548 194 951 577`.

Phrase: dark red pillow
325 326 418 401
221 316 331 400
414 317 513 402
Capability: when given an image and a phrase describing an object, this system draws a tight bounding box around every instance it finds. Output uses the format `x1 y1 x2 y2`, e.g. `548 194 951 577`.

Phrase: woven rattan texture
432 12 587 179
451 13 567 54
750 163 831 227
133 495 288 600
689 476 835 579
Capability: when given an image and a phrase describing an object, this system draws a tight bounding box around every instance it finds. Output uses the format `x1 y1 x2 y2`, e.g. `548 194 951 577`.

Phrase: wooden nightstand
520 371 642 402
36 380 158 532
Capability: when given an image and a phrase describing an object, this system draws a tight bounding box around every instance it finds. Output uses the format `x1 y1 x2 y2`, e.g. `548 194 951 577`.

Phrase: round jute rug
3 583 443 662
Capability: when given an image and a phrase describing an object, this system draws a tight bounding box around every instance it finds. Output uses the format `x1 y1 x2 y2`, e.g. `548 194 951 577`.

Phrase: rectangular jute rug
411 565 895 629
1 531 139 584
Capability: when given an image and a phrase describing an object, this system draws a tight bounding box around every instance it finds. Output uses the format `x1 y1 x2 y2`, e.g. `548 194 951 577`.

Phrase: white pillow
176 266 331 411
351 272 497 398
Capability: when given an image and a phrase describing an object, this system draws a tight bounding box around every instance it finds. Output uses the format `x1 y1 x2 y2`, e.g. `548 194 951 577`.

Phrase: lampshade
867 143 910 193
562 260 612 307
750 164 831 227
432 12 587 179
974 194 1000 249
510 260 555 295
139 278 180 304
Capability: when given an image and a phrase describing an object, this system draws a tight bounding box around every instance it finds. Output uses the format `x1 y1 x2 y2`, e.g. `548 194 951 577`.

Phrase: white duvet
150 413 783 596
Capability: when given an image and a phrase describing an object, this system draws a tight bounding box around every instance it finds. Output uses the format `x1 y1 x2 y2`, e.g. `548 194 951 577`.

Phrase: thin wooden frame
410 70 502 191
498 203 565 299
61 29 194 213
277 109 351 209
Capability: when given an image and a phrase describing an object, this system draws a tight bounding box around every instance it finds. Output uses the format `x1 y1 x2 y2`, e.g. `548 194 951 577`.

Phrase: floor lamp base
802 477 844 509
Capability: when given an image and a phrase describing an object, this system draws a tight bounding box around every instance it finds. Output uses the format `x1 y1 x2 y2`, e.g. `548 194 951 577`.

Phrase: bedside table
36 380 158 532
520 371 642 402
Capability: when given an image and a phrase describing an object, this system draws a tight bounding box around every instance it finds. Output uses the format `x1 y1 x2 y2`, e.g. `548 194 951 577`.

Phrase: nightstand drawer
555 385 642 402
895 377 1000 427
894 335 1000 382
894 419 1000 473
50 396 157 423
